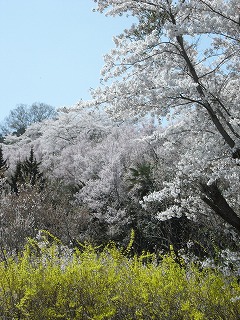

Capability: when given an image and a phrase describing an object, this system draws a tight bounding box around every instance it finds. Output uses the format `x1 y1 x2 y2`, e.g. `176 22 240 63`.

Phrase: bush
0 234 239 319
0 182 91 253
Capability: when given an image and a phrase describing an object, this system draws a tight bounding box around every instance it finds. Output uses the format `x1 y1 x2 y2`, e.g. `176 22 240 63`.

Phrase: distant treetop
0 102 57 136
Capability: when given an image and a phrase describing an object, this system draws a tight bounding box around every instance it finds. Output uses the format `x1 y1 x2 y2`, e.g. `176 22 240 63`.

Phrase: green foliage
21 147 44 186
0 236 239 319
0 145 8 178
128 162 154 198
9 147 44 193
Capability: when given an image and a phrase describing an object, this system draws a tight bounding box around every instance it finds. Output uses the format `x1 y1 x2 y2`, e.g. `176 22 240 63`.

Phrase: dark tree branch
200 182 240 233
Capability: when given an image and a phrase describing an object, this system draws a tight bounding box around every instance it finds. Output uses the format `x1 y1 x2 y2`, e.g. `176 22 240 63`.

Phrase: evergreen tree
128 163 154 198
9 161 24 194
9 148 44 194
0 146 8 178
21 147 43 186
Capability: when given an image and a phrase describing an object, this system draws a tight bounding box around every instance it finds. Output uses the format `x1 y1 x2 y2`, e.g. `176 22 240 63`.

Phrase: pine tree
0 145 8 178
9 148 44 194
128 163 154 198
9 161 23 194
21 147 43 186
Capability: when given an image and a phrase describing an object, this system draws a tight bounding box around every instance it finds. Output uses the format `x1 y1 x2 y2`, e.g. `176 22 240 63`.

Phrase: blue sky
0 1 133 122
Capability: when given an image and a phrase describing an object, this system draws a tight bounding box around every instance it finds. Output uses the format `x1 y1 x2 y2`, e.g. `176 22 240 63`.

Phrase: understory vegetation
0 233 240 320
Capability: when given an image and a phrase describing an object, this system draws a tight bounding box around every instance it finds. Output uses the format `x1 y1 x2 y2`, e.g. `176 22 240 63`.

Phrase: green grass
0 233 240 319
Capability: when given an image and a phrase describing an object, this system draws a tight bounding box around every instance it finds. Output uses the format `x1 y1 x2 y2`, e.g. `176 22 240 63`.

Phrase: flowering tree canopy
91 0 240 156
88 0 240 231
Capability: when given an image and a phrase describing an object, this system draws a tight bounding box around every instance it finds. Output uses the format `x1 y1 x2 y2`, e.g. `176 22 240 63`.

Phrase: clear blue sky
0 1 133 122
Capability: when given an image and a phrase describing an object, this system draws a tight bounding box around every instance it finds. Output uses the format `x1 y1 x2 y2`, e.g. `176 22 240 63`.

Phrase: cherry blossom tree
89 0 240 232
142 108 240 227
1 105 237 251
91 0 239 153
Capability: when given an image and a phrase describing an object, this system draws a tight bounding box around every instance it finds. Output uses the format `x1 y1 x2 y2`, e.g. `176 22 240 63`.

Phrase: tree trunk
200 182 240 233
167 11 240 157
176 35 237 149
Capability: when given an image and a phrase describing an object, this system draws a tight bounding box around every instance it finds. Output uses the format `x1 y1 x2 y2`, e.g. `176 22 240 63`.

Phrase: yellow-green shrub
0 236 239 319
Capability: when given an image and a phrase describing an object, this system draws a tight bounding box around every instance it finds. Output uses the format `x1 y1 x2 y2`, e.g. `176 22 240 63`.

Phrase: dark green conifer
128 162 154 198
0 145 8 178
9 148 44 193
9 161 24 194
21 147 43 186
